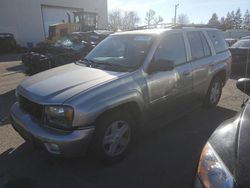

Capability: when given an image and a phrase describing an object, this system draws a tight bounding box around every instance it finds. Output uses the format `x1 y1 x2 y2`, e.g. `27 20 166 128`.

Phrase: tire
203 76 223 108
91 110 135 164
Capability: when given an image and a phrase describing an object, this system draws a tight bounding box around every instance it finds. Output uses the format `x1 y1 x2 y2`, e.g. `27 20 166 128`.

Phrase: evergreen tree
225 12 233 29
244 9 250 30
208 13 220 28
235 8 243 29
231 11 236 29
220 17 227 31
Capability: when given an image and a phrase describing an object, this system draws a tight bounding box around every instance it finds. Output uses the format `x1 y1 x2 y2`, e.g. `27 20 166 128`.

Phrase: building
0 0 108 47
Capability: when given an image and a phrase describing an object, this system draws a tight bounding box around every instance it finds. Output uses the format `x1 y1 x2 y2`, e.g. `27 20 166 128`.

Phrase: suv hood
18 63 127 104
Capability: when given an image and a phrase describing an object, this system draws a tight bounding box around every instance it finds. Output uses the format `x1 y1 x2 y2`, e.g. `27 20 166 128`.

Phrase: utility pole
174 4 179 24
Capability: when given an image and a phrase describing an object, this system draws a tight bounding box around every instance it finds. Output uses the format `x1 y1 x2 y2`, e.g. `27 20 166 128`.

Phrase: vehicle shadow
0 106 237 188
0 90 16 126
6 64 26 73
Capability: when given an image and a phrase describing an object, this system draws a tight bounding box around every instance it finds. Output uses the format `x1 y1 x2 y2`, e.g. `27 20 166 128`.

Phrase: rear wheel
204 76 223 107
92 110 134 164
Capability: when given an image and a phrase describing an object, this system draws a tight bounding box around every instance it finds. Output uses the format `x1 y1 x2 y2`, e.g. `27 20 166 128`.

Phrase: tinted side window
207 30 228 54
200 32 211 57
154 33 187 66
187 31 204 60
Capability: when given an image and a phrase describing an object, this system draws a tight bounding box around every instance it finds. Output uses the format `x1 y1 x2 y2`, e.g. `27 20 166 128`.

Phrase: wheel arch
94 101 143 127
213 69 227 86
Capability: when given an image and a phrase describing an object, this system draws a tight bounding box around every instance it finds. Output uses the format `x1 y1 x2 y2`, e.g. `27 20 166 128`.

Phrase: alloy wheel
102 120 131 157
210 81 221 104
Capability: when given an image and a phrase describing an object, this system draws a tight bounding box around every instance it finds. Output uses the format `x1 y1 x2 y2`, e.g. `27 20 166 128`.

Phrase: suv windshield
53 34 84 50
84 35 154 71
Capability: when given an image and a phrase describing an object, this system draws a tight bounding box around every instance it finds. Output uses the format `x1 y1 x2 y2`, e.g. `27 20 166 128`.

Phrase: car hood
235 102 250 188
17 63 127 104
208 102 250 188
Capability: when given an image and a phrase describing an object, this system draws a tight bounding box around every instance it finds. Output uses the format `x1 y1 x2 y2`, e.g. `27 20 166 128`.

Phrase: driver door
146 32 193 120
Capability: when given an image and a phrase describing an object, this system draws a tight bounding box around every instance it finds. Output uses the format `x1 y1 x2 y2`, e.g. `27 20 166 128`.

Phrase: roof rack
130 23 176 31
172 24 218 29
129 23 218 31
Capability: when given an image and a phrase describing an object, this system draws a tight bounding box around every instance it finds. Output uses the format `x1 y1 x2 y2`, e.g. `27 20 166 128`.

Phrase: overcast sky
108 0 250 24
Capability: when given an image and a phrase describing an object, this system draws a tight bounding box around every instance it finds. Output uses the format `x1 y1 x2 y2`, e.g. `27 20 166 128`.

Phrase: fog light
44 143 60 154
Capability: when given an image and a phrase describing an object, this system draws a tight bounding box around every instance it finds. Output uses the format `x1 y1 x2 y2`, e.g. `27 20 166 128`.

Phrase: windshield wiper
91 61 122 68
79 58 132 71
92 61 133 71
77 58 93 66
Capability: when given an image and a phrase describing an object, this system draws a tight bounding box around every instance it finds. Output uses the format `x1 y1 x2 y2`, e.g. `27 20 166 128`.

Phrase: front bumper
10 102 95 156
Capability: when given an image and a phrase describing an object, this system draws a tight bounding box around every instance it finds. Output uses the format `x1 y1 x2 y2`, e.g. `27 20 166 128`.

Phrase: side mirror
236 78 250 96
148 59 174 74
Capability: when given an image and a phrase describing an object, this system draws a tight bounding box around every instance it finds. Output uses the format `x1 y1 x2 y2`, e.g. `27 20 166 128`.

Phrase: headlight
44 106 74 129
197 143 235 188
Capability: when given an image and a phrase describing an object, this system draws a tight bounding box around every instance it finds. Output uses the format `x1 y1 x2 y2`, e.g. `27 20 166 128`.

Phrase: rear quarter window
207 30 228 54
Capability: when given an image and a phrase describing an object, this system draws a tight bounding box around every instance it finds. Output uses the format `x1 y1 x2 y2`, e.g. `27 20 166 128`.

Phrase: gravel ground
0 54 248 188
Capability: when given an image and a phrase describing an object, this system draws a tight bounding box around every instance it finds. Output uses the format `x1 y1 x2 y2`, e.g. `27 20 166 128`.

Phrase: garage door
41 5 82 37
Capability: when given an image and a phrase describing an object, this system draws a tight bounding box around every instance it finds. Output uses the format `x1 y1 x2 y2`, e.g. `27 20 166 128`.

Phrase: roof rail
130 23 176 31
172 24 218 29
127 23 218 32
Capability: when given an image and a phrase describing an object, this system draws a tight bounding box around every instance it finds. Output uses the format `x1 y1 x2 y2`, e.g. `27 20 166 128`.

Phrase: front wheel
203 76 223 107
91 111 134 164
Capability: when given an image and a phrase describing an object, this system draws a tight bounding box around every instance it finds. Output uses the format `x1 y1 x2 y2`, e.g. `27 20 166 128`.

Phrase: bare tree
177 14 190 24
108 9 122 31
145 9 156 26
108 9 140 31
145 9 163 26
123 11 140 30
154 16 164 24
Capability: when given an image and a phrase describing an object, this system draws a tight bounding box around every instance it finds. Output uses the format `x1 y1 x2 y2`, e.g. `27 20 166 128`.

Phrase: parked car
22 30 112 75
229 39 250 73
194 78 250 188
225 38 237 46
241 36 250 39
10 27 231 163
0 33 18 53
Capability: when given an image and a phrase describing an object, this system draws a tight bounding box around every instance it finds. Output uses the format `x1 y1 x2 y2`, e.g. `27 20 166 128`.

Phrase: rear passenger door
186 31 212 100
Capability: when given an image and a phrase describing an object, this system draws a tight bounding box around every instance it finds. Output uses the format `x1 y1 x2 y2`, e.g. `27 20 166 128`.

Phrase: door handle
183 70 191 76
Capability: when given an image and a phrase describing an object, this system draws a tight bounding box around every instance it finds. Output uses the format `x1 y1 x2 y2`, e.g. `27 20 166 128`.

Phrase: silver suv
10 27 231 163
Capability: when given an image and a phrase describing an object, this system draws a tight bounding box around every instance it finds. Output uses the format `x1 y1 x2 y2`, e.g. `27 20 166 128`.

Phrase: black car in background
194 78 250 188
225 38 237 47
241 36 250 39
22 30 112 74
229 39 250 73
0 33 18 53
